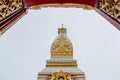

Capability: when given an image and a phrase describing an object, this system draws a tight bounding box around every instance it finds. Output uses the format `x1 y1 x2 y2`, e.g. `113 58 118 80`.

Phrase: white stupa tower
37 25 85 80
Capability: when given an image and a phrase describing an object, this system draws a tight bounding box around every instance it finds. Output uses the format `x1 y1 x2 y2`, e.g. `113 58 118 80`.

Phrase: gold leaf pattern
98 0 120 22
0 0 23 20
51 27 73 56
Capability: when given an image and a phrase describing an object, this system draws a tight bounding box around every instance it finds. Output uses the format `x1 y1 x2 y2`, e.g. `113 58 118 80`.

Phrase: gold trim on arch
29 3 93 10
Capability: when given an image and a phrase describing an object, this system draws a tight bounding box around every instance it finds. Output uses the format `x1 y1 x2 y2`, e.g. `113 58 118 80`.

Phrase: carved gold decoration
0 0 23 20
98 0 120 22
51 26 73 56
51 71 71 80
29 3 93 10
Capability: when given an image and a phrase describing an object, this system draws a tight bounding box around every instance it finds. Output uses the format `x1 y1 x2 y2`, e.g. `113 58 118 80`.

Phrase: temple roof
51 25 73 56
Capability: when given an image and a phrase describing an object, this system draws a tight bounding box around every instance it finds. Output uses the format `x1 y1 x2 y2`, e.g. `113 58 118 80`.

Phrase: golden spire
58 24 67 34
51 25 73 56
61 24 64 28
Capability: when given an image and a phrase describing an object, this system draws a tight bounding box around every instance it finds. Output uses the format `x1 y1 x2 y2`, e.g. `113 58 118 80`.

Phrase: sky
0 8 120 80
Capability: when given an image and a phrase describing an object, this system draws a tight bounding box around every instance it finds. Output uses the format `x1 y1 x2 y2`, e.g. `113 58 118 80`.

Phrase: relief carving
98 0 120 22
51 34 73 56
0 0 23 20
51 71 71 80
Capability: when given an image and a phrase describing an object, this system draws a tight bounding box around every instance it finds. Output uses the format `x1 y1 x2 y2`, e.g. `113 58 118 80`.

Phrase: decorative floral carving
0 0 23 20
98 0 120 22
51 71 71 80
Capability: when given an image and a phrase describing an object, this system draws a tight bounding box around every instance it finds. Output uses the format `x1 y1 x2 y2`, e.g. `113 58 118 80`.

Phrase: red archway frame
95 0 120 30
0 0 119 35
24 0 97 7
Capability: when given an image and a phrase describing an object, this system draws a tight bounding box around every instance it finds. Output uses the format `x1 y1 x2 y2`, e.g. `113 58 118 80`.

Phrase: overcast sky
0 8 120 80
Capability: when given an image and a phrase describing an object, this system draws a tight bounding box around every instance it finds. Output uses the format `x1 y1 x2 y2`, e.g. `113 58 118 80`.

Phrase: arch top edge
28 3 94 10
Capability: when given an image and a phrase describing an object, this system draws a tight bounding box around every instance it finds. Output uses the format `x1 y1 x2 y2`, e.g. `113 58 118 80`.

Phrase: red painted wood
24 0 97 7
23 0 29 8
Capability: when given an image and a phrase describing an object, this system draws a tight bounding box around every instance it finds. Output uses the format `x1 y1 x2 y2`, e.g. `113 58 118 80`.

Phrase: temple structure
0 0 119 35
37 26 85 80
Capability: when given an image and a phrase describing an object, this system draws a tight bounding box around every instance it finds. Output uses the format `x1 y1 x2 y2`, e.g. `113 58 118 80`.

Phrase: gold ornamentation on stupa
51 25 73 56
37 26 85 80
51 71 71 80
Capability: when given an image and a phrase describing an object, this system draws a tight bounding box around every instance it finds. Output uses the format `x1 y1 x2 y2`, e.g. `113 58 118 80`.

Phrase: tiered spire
51 24 73 56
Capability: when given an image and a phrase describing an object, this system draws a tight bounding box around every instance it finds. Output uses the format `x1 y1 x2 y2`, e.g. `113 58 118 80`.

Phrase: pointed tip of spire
58 24 67 34
61 24 64 28
60 24 66 29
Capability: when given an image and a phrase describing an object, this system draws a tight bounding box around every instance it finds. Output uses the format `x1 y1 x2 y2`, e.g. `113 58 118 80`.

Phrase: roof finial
61 24 64 28
58 24 66 34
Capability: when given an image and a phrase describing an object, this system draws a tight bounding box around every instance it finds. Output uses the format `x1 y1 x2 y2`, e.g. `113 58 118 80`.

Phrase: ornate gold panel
0 0 23 21
51 71 71 80
51 27 73 56
98 0 120 22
